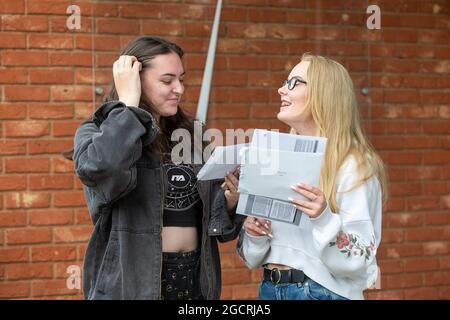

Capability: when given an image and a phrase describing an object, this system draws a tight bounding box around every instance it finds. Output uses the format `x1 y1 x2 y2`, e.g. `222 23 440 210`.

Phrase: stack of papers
196 129 327 225
236 129 327 225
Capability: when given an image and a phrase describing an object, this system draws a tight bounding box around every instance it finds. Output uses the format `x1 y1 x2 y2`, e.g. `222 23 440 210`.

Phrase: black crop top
162 162 203 227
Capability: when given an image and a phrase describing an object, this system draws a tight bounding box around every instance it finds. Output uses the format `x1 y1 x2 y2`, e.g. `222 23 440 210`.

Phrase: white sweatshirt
238 155 382 300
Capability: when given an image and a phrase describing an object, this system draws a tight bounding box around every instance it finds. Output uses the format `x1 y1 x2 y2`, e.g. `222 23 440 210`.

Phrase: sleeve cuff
244 230 271 243
93 101 124 125
93 101 160 147
309 205 338 231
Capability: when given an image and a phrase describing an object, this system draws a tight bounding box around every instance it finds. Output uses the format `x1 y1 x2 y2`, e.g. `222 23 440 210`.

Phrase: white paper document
196 143 248 180
250 128 327 153
238 147 324 202
236 129 327 225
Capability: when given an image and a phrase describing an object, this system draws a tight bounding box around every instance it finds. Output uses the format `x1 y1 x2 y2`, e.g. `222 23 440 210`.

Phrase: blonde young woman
237 53 387 300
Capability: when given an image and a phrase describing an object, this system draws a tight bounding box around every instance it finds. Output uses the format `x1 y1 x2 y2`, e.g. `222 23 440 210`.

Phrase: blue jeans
258 278 348 300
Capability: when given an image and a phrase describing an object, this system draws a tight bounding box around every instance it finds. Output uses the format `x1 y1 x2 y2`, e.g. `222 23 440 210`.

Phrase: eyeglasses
282 77 307 90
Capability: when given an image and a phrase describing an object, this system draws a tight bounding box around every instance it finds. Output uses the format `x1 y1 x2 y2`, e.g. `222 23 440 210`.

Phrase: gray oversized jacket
73 101 244 300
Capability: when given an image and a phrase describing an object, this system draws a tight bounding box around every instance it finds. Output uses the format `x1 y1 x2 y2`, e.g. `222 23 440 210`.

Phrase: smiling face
277 60 311 128
141 52 185 118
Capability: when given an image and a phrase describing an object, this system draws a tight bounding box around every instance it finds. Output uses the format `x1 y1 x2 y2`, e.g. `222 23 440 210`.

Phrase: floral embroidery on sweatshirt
329 231 375 260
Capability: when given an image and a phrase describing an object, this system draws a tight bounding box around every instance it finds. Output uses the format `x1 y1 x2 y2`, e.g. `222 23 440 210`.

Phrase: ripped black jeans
161 248 203 300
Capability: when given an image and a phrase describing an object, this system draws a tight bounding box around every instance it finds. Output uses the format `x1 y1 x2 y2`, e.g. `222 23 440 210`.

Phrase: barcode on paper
294 139 319 153
251 196 272 217
269 200 297 223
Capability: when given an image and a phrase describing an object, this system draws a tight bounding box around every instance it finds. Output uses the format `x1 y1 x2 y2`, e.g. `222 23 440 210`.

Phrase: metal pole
196 0 222 124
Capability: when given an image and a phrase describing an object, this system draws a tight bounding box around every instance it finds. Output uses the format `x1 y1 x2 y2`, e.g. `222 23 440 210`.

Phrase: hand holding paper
223 168 240 213
289 182 327 219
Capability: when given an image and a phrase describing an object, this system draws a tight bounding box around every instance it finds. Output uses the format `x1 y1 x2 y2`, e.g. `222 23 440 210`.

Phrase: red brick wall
0 0 449 300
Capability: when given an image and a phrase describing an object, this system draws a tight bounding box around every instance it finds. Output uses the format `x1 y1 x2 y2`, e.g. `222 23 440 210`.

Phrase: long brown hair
64 36 197 160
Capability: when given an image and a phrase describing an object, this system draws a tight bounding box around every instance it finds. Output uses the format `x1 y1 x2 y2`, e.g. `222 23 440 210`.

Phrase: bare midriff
161 226 198 253
266 263 292 270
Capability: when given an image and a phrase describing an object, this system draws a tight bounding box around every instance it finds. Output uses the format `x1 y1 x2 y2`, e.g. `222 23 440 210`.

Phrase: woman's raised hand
113 55 142 107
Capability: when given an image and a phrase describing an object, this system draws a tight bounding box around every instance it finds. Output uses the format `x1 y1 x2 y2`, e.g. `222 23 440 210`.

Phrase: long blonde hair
290 53 387 212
